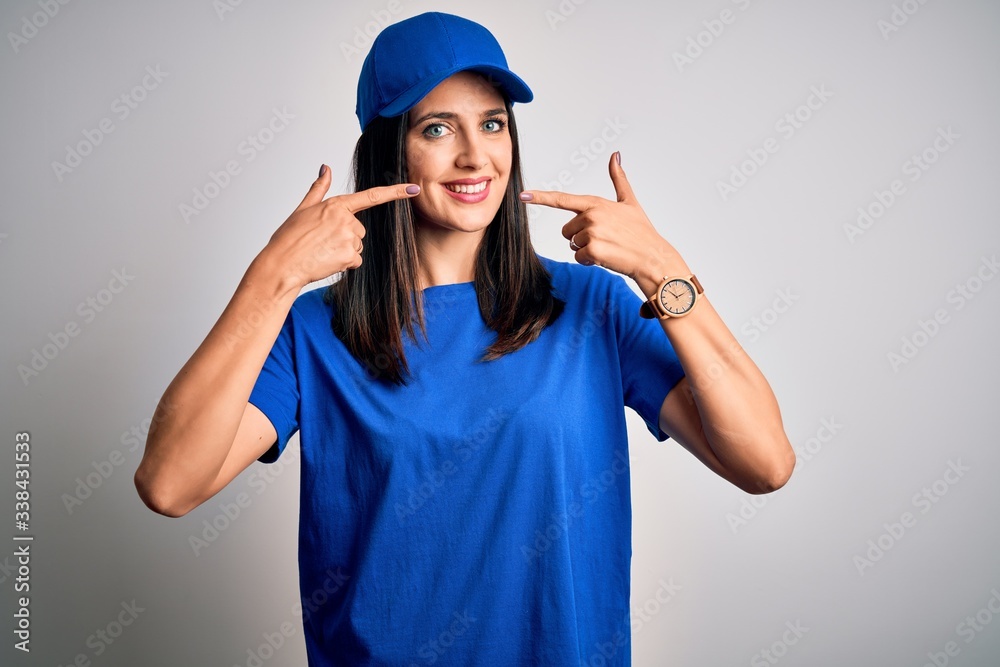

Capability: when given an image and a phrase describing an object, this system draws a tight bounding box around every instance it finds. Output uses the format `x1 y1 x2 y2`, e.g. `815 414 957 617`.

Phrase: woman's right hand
260 164 420 289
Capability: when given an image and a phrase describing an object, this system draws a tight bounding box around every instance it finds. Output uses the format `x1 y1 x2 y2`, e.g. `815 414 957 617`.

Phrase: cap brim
378 65 533 122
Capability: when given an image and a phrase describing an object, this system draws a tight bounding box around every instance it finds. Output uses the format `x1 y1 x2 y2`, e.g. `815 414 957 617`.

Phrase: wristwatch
639 274 704 319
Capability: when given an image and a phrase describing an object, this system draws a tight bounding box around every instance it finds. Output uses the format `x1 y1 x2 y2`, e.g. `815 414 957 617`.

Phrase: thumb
609 151 635 204
295 163 332 211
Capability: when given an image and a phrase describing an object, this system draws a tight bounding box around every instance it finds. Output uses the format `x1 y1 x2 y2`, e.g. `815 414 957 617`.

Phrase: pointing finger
518 189 604 214
340 183 421 214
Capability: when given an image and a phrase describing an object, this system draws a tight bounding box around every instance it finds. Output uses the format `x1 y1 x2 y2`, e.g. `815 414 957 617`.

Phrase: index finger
519 190 605 214
338 184 421 213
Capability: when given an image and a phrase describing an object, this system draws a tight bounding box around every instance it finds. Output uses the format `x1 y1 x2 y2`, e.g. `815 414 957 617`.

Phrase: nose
455 129 488 170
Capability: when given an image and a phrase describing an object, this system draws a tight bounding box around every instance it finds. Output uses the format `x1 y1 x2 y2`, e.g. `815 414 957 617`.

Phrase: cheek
405 143 430 182
413 190 436 212
407 141 448 183
493 141 513 177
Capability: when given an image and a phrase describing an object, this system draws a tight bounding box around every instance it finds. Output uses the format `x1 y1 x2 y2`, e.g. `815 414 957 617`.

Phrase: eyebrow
411 108 508 126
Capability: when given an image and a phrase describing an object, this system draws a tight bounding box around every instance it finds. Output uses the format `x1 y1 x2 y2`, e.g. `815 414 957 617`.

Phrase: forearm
135 253 301 509
635 254 795 489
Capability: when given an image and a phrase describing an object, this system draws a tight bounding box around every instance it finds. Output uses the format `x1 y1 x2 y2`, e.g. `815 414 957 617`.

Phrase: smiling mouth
442 181 489 194
440 178 492 203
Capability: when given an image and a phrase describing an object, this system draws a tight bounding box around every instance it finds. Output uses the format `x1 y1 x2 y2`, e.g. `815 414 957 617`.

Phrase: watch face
659 279 696 315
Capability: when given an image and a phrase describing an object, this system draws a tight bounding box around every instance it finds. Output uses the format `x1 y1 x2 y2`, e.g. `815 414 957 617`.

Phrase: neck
413 223 485 291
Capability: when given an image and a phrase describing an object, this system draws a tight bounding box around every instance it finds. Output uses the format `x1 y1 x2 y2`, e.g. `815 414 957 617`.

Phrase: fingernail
519 192 533 201
406 185 420 195
318 164 326 178
615 151 621 166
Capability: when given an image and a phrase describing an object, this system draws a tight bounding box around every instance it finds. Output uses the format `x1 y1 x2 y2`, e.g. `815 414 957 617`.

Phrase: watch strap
638 298 660 319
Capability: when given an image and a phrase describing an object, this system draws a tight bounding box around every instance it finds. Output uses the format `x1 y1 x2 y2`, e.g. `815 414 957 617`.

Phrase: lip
441 177 491 203
441 177 491 185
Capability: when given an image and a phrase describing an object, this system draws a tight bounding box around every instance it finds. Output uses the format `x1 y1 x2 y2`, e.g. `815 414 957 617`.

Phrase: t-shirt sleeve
247 306 300 463
609 273 686 442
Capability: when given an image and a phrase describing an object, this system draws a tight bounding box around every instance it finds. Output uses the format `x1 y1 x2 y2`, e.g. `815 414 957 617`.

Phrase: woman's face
405 71 512 234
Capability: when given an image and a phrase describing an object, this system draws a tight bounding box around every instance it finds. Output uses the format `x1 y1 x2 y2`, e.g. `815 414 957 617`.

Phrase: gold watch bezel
641 274 704 319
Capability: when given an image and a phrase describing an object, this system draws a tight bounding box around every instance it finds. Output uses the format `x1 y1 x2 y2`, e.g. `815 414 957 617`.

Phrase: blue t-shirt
248 255 685 666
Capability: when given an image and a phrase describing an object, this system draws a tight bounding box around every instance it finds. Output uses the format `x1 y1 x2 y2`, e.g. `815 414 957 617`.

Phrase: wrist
633 249 693 297
246 251 303 303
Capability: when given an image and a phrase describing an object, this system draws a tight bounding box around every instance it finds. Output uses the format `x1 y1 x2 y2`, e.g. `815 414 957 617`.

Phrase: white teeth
444 181 488 194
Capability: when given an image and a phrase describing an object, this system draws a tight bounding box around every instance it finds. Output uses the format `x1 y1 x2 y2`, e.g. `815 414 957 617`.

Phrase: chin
416 195 505 233
418 211 497 234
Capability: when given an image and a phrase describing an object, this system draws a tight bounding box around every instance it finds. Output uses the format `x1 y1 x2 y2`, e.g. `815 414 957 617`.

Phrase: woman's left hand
519 152 689 288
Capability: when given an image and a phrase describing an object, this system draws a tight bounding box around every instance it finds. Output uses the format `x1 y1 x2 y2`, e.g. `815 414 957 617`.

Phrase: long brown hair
325 90 565 385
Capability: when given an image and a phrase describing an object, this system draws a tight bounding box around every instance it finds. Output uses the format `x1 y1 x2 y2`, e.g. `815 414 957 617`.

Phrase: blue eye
423 124 446 138
420 118 506 138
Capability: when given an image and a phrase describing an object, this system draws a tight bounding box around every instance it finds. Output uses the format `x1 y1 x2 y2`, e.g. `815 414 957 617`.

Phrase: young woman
135 11 795 666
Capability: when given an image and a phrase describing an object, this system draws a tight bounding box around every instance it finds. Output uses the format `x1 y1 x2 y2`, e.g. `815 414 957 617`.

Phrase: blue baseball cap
356 12 533 131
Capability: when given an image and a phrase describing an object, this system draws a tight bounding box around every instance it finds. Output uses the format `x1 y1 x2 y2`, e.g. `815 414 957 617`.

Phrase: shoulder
537 254 637 306
286 284 335 325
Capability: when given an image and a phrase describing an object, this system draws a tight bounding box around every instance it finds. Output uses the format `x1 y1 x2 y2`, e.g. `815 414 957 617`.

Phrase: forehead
408 71 506 118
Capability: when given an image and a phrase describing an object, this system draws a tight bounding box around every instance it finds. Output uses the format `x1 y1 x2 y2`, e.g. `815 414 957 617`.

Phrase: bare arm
651 294 795 495
522 152 795 494
133 256 300 517
134 168 421 517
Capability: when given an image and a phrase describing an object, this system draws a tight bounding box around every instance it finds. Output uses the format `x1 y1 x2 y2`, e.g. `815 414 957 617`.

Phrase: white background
2 0 999 665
